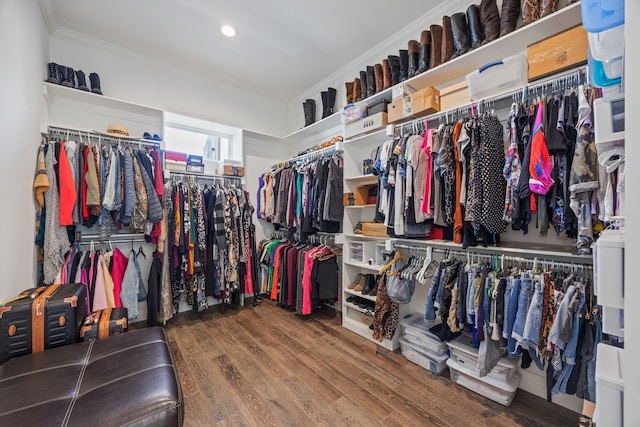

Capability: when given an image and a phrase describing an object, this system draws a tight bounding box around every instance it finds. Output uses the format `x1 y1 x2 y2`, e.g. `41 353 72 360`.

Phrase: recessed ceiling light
220 25 236 37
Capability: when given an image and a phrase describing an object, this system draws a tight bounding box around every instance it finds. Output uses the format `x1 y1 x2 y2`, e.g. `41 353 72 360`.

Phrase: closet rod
392 243 592 271
168 171 242 184
271 144 343 169
76 232 147 243
46 126 161 148
392 242 592 265
394 66 587 132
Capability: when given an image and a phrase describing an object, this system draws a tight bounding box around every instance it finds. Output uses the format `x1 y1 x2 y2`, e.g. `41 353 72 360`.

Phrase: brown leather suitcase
0 283 88 364
80 307 128 341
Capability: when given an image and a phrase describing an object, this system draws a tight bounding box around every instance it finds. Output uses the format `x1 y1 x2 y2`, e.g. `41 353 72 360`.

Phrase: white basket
447 358 520 406
466 54 528 101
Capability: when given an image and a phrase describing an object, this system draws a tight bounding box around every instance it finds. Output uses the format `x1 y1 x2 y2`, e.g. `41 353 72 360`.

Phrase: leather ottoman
0 327 183 426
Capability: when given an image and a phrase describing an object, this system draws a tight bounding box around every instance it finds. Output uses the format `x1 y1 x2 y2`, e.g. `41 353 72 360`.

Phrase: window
163 113 242 163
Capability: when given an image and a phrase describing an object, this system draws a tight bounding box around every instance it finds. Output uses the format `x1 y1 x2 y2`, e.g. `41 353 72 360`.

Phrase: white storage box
399 337 448 375
347 241 375 265
465 54 528 101
602 306 624 337
595 343 624 427
447 358 521 406
593 229 624 309
446 334 518 382
400 313 449 356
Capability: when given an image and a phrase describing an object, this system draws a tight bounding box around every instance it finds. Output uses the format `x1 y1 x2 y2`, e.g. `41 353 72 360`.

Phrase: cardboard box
344 112 388 139
343 184 377 206
440 81 471 111
388 99 404 123
223 165 245 177
362 222 388 237
392 82 416 101
408 87 440 117
527 25 588 81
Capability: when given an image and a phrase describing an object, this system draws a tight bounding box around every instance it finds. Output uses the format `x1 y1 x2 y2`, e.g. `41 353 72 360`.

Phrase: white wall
49 29 288 137
624 1 637 423
0 1 49 303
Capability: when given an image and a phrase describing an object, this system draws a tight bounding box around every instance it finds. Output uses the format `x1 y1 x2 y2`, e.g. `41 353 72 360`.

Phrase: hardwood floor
160 300 579 427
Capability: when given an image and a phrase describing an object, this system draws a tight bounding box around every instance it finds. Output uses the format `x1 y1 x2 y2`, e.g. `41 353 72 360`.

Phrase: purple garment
256 175 264 219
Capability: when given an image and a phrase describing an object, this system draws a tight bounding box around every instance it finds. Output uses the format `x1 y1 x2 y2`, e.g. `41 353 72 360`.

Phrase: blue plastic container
581 0 624 32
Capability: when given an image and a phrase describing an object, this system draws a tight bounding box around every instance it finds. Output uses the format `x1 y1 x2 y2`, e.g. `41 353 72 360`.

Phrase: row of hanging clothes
385 244 601 403
257 148 344 235
371 72 619 255
164 173 258 313
34 128 164 285
54 238 166 324
257 231 341 315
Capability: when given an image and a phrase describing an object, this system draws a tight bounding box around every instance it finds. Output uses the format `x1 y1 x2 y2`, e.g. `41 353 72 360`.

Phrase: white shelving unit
338 1 587 352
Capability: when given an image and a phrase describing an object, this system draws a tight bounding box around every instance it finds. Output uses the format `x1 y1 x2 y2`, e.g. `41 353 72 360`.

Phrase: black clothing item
147 252 161 326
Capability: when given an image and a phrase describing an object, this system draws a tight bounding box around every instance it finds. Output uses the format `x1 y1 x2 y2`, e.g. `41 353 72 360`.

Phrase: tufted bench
0 327 183 426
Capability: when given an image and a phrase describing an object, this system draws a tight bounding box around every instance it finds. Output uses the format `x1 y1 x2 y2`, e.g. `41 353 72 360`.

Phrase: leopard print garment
372 273 400 342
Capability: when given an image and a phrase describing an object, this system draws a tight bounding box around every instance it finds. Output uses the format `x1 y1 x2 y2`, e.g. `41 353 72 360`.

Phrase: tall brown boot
382 59 392 90
416 30 431 74
500 0 521 37
429 24 443 68
480 0 500 46
521 0 540 26
407 40 420 78
540 0 558 18
345 81 354 104
441 16 454 64
374 64 383 93
353 77 362 102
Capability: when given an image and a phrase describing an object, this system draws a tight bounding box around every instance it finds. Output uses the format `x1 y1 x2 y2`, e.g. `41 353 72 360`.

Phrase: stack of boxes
388 85 440 124
164 151 187 172
399 313 449 375
446 334 521 406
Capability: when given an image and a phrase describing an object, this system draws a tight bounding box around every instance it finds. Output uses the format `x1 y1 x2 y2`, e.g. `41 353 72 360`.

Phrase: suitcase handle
479 60 504 73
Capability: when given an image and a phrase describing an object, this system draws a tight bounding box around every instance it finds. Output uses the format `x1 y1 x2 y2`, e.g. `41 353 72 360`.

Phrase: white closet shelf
343 128 387 144
342 316 397 351
344 289 377 303
344 260 383 271
343 234 388 241
43 82 163 117
345 174 377 183
344 204 376 209
343 301 374 314
282 112 342 143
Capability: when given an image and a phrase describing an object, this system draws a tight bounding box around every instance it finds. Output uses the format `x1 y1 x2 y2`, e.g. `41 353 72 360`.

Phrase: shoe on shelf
368 278 378 297
353 274 366 292
348 273 364 290
353 221 363 234
362 274 375 295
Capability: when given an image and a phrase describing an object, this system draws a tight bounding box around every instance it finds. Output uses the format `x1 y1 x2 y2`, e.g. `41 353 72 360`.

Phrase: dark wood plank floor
160 300 579 427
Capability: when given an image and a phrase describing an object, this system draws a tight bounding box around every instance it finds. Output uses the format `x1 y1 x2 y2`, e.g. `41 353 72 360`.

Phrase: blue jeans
425 264 443 321
507 278 522 357
552 288 586 394
522 278 544 350
502 278 513 340
548 285 578 351
511 274 534 348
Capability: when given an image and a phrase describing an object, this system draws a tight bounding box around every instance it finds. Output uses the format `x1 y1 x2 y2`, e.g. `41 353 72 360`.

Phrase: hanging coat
529 101 555 195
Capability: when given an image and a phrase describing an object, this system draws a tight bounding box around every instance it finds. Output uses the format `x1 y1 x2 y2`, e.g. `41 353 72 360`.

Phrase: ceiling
42 0 439 102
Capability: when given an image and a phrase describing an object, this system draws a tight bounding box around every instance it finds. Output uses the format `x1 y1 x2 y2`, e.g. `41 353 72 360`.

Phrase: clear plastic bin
447 358 521 406
594 343 624 427
588 24 624 62
581 0 624 33
399 337 448 375
465 54 528 101
446 333 518 382
400 313 449 356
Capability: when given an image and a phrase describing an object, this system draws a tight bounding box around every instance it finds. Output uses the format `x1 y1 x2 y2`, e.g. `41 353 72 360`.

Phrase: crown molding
37 0 59 35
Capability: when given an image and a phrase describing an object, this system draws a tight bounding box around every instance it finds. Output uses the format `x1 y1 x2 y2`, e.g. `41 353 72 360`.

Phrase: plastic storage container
465 54 528 101
581 0 624 33
400 313 449 356
446 334 518 382
594 343 624 427
447 358 520 406
399 337 448 375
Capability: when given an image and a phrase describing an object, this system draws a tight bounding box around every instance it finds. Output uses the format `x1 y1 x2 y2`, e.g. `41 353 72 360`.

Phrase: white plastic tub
399 337 448 375
595 343 624 427
446 333 518 382
465 54 528 101
447 358 521 406
400 313 449 356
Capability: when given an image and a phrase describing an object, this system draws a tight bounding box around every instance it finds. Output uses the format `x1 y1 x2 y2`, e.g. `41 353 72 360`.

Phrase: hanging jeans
552 289 586 394
511 273 534 346
507 278 522 357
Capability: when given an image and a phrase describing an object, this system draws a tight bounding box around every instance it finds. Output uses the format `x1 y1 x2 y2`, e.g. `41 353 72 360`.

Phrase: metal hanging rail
392 243 593 269
168 171 243 185
270 144 343 170
76 232 148 243
393 66 588 134
46 126 162 148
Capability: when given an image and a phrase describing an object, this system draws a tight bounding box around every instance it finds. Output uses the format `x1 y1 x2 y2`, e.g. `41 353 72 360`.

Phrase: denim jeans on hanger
522 278 544 350
507 278 522 357
425 263 443 321
547 284 579 351
511 273 534 348
586 310 602 400
552 289 586 395
503 278 514 340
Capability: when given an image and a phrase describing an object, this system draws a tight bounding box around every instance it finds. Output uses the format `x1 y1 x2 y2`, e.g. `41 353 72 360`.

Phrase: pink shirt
421 129 436 215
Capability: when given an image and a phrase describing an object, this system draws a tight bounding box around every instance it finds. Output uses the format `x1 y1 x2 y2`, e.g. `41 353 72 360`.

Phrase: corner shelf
344 260 383 272
345 174 378 184
344 204 376 209
343 233 389 241
282 112 342 144
343 128 387 145
344 289 377 303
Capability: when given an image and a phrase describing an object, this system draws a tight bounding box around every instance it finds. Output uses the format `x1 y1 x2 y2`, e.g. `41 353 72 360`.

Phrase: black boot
416 31 431 74
366 66 375 98
362 274 375 295
322 87 336 118
407 40 419 79
450 13 471 59
467 5 484 50
59 65 71 87
387 55 401 86
89 72 103 95
359 70 367 100
303 99 316 127
399 50 409 82
45 63 60 84
75 70 89 91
